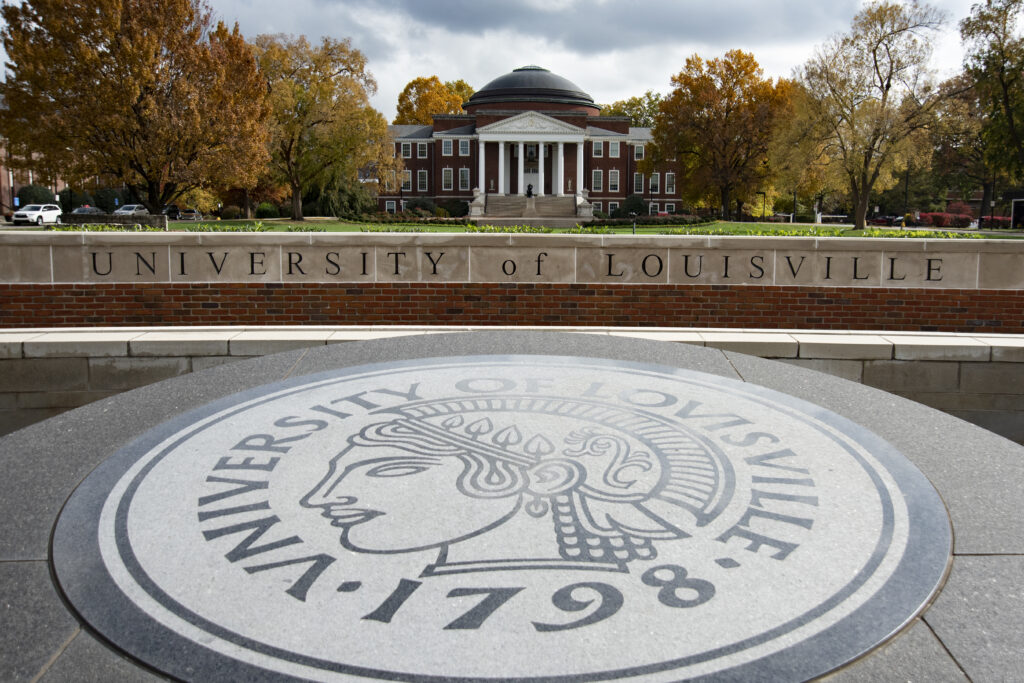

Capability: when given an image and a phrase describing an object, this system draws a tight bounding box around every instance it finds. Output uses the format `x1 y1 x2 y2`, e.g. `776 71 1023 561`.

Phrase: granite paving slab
0 332 1017 681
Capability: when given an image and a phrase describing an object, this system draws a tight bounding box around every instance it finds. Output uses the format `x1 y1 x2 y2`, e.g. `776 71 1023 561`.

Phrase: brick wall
1 282 1021 331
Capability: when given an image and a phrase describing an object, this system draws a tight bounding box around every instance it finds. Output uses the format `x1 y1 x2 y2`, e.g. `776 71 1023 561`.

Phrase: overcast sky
215 0 976 121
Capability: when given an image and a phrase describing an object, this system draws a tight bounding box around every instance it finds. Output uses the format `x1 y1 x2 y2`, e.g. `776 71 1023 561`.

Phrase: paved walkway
0 331 1020 681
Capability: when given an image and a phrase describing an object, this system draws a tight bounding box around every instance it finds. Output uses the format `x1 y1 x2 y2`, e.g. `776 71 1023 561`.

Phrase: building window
666 172 676 194
400 200 408 211
459 139 470 156
593 141 603 158
609 169 619 193
634 144 645 161
442 139 453 156
650 172 660 194
417 142 428 159
650 202 659 215
633 172 644 194
385 200 396 213
417 169 428 191
442 168 453 191
592 169 603 192
459 167 470 191
401 170 412 191
665 203 676 214
401 142 411 159
593 201 602 213
609 141 620 158
608 201 620 213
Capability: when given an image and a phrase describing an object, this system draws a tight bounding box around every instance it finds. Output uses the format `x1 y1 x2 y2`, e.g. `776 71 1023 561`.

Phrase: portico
476 112 584 197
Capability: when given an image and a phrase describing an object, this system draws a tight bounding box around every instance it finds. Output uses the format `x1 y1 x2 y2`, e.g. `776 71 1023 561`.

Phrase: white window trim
385 200 396 213
417 143 428 159
442 139 453 156
634 144 645 161
401 170 412 191
608 201 620 213
609 169 619 193
458 139 470 156
609 141 620 158
459 167 470 191
593 201 602 212
633 172 644 194
666 172 676 195
592 169 603 192
401 142 411 159
593 141 604 158
650 202 659 215
417 169 428 192
442 167 453 191
650 172 660 194
665 203 676 214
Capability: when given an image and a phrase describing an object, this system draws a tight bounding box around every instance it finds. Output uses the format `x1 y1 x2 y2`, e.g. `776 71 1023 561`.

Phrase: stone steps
484 195 526 216
484 194 576 217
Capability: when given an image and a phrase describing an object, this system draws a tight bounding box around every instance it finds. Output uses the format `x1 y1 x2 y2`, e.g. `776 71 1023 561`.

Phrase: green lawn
200 217 1024 238
22 216 1024 238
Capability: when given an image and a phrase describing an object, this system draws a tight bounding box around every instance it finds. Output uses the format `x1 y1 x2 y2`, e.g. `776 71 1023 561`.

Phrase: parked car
179 208 202 221
114 204 149 216
71 206 105 215
161 205 180 220
12 204 62 225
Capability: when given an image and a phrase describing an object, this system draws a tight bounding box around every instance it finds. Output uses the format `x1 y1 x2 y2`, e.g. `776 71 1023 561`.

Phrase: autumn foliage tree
652 50 792 219
394 76 467 124
254 34 397 220
601 91 662 127
961 0 1024 177
798 1 945 229
0 0 269 213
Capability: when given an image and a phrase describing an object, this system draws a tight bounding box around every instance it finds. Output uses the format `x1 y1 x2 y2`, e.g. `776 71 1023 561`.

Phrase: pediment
477 111 583 136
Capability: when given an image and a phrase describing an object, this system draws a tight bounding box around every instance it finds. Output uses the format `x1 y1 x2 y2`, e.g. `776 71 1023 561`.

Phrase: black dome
466 66 598 110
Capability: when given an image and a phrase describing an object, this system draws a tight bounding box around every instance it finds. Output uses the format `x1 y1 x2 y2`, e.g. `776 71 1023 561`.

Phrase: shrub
57 188 94 211
220 205 242 220
610 194 648 218
93 188 127 214
593 210 608 219
947 201 973 216
437 198 469 217
16 184 55 206
980 216 1011 229
920 212 972 228
406 197 436 213
255 202 279 219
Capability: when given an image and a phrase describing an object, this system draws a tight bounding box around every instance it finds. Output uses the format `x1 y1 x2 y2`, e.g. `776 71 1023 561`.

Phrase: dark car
161 205 180 220
179 208 202 221
71 206 105 215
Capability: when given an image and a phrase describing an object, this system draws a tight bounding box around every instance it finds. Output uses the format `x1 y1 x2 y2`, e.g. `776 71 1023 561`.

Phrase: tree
798 1 945 229
394 76 465 124
0 0 269 213
961 0 1024 176
601 91 662 127
445 79 476 105
932 74 1007 219
652 50 792 219
254 34 397 220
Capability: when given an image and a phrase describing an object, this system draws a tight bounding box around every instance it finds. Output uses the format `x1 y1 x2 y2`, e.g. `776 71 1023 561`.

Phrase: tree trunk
979 180 994 225
852 194 870 229
720 187 730 221
244 188 252 220
290 183 303 221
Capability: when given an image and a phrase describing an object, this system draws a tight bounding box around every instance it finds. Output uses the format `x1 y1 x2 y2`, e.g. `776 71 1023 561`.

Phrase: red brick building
379 66 682 218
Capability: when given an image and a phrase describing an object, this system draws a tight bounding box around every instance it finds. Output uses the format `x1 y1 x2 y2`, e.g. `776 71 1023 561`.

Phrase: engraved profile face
302 396 731 569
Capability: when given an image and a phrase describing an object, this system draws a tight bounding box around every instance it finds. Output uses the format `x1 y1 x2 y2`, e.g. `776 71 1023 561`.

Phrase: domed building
379 66 682 221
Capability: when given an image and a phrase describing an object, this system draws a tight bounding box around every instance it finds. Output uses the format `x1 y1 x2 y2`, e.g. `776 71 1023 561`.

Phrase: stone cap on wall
2 326 1023 362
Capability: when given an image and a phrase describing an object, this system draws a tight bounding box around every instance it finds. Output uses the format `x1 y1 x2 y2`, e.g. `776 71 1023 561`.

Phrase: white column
517 142 525 196
498 142 505 195
557 142 565 196
576 142 584 196
478 139 485 192
537 143 545 197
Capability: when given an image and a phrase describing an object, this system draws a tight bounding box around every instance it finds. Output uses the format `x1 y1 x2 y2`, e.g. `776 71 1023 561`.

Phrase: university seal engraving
54 355 951 681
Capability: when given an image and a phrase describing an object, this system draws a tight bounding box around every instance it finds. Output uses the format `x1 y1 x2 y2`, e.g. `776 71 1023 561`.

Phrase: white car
113 204 149 216
12 204 62 225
